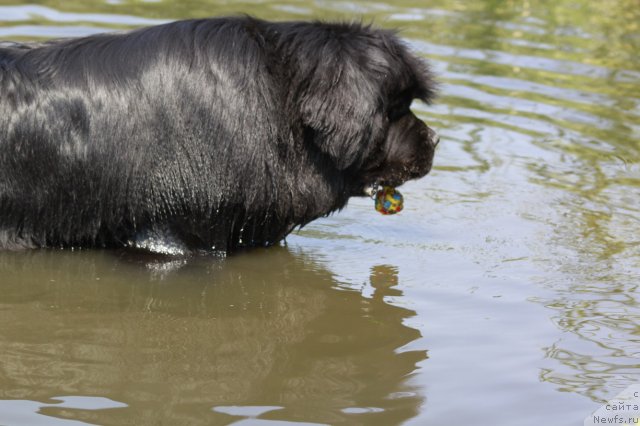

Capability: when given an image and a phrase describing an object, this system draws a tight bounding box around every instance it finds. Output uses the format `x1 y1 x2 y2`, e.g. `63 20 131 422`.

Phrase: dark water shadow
0 247 426 425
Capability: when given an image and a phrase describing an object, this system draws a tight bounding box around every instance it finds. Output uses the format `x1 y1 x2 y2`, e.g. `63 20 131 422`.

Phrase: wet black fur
0 16 437 253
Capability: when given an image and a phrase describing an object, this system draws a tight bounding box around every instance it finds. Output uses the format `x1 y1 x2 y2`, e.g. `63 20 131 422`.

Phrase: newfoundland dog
0 16 438 254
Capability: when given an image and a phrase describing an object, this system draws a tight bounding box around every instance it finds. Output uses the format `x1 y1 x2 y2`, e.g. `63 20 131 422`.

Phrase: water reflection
533 276 640 403
0 397 127 426
0 248 425 425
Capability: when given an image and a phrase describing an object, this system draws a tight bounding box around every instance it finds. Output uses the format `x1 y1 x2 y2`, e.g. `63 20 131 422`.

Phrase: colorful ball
374 186 404 215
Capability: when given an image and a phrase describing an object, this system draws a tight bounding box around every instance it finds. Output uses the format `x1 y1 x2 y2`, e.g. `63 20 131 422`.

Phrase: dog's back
0 19 294 252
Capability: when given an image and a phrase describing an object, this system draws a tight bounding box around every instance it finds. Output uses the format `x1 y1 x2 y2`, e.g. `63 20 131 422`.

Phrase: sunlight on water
0 396 127 426
0 1 638 425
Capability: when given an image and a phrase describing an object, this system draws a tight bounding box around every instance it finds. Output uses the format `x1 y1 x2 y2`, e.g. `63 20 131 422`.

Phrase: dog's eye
388 99 412 121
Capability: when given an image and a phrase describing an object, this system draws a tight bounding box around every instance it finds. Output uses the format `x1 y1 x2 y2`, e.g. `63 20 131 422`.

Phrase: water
0 1 638 425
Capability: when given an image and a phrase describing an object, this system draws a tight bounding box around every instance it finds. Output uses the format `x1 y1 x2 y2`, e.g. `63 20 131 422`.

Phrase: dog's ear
289 30 387 170
299 64 383 170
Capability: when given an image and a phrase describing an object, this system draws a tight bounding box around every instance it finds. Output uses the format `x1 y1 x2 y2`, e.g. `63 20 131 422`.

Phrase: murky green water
0 1 638 425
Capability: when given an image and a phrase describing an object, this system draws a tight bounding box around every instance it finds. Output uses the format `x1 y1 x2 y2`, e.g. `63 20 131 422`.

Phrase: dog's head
285 22 438 194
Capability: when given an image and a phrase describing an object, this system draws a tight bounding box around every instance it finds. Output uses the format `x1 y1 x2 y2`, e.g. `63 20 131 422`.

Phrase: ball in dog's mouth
364 184 404 215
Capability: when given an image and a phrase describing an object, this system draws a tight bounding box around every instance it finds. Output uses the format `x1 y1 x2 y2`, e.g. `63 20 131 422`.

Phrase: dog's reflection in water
0 247 426 424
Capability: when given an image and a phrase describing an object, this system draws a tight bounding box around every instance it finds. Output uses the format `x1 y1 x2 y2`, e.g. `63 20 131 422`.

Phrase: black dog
0 16 438 254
